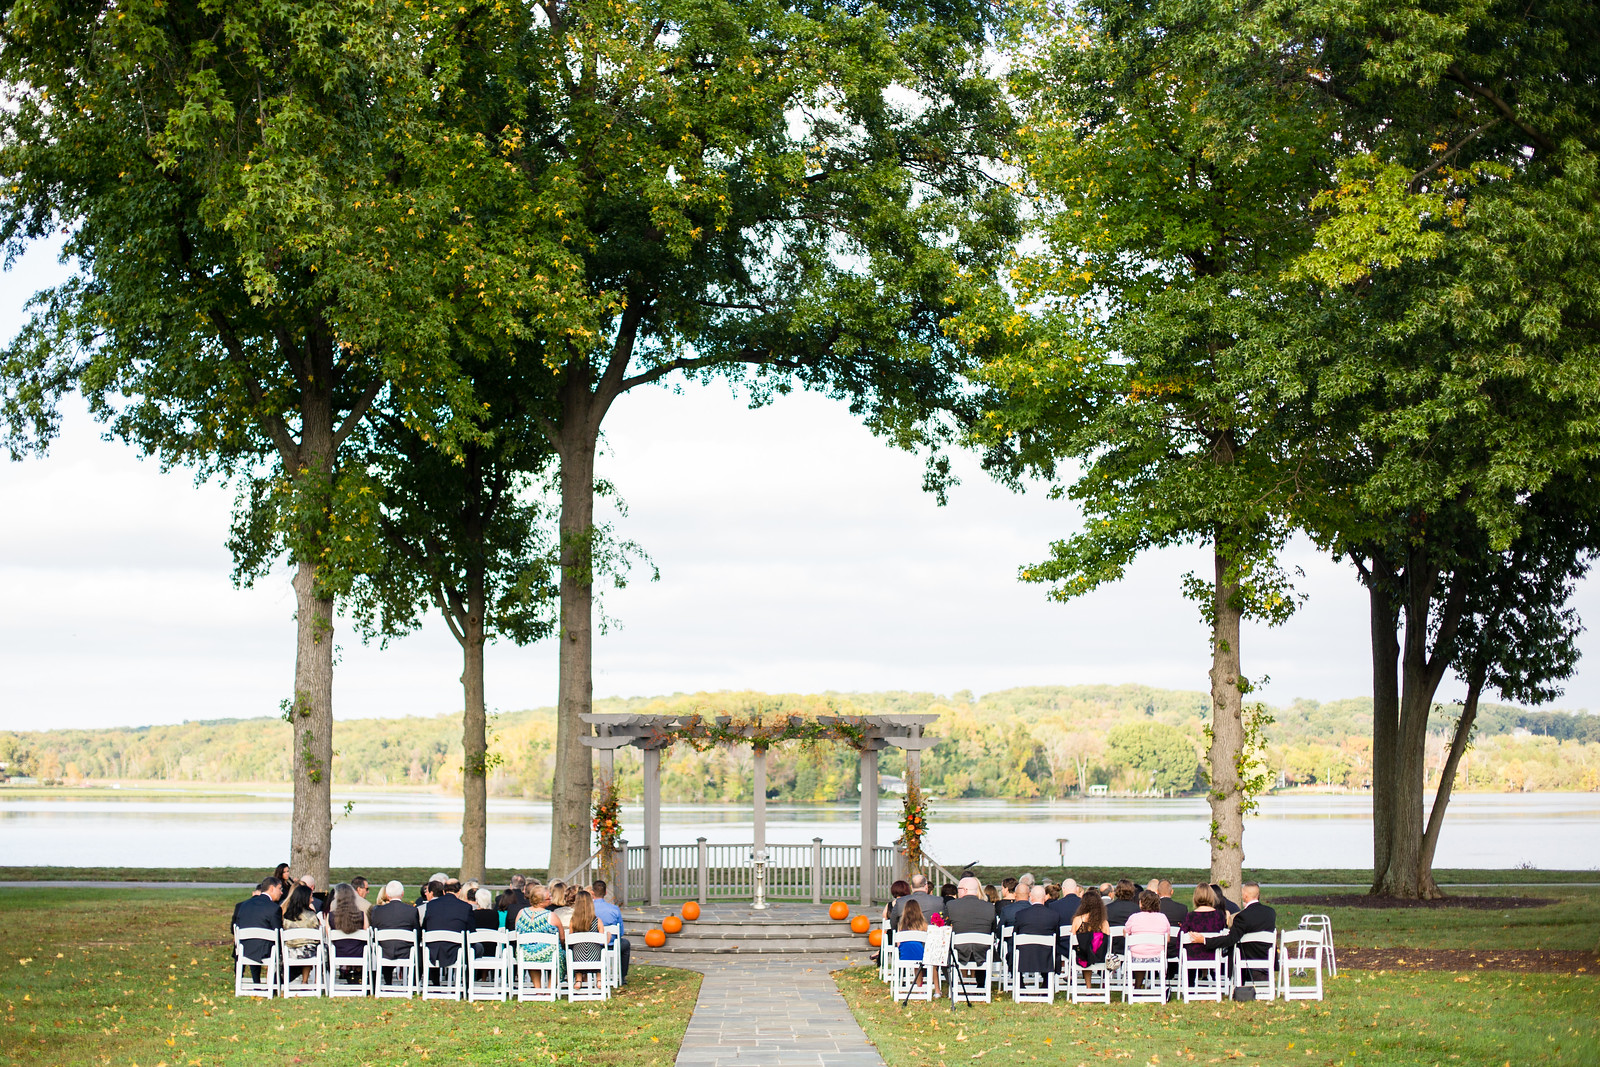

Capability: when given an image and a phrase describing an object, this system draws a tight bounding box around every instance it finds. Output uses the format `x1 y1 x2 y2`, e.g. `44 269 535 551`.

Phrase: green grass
0 889 698 1066
836 965 1600 1067
0 868 549 885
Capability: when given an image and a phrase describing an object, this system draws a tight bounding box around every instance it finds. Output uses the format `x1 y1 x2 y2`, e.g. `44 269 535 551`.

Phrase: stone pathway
667 953 885 1067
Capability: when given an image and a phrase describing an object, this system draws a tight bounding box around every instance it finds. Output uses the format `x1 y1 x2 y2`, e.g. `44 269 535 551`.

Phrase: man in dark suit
997 876 1034 928
1156 880 1188 925
1012 885 1059 979
369 879 422 976
421 880 474 975
1190 882 1276 980
230 877 284 981
1048 878 1082 924
945 877 996 963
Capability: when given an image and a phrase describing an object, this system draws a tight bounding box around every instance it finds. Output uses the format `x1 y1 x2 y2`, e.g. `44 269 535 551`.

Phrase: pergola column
752 746 767 857
643 745 662 906
859 746 878 908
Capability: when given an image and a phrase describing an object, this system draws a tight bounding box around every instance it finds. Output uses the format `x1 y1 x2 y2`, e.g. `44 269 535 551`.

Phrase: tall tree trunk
1367 561 1400 891
549 380 600 879
289 558 335 888
1418 673 1482 896
1207 538 1246 905
460 573 488 882
288 391 337 889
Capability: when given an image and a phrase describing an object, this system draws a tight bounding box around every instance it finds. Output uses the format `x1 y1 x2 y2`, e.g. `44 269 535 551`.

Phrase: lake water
3 790 1598 872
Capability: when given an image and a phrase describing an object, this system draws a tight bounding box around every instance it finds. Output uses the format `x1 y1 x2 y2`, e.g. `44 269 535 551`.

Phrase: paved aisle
669 953 885 1067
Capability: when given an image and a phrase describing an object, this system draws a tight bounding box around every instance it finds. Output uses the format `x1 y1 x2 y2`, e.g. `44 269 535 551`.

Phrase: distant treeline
4 685 1597 797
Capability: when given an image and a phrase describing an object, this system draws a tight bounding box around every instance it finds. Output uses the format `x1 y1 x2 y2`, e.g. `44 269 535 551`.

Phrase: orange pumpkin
850 914 871 934
829 901 850 920
681 901 701 922
867 928 883 947
644 928 667 948
663 915 683 934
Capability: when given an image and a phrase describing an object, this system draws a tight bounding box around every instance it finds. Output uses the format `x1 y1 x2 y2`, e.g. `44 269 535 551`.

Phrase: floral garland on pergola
636 713 872 752
899 776 930 869
592 778 623 870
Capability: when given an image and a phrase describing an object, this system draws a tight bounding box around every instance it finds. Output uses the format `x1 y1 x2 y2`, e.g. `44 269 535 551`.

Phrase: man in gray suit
944 876 995 962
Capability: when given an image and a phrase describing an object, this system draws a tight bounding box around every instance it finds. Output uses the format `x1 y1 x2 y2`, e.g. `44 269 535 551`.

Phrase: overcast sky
3 241 1596 732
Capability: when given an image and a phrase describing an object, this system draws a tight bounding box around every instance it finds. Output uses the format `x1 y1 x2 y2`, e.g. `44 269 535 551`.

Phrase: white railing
612 839 896 904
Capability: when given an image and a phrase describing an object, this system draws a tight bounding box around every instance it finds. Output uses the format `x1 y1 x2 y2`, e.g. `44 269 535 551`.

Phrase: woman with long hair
1069 887 1111 969
280 883 323 986
567 890 603 990
895 900 928 962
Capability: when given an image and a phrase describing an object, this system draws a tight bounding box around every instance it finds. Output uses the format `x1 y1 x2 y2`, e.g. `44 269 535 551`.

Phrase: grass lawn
837 966 1600 1066
838 886 1600 1066
0 889 699 1066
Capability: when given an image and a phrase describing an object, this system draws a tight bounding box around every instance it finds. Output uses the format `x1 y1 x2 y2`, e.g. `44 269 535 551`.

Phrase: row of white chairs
879 914 1333 1005
232 925 621 1002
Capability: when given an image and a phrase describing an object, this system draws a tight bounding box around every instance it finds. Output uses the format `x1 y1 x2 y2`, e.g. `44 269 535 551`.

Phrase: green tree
441 0 1018 873
978 0 1333 897
1104 723 1198 794
0 0 492 884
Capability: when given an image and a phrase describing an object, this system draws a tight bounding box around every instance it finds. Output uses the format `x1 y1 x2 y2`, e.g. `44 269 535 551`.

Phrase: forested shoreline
7 684 1596 799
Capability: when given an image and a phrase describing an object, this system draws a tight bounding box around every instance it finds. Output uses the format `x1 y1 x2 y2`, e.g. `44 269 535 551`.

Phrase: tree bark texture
289 557 335 889
1418 675 1482 894
1207 539 1246 905
460 575 488 882
1366 562 1400 889
549 376 601 879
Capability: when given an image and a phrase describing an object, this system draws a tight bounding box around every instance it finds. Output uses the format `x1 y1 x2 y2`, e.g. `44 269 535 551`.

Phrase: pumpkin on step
829 901 850 920
850 914 871 934
644 928 667 948
681 901 701 921
663 915 683 934
868 929 883 947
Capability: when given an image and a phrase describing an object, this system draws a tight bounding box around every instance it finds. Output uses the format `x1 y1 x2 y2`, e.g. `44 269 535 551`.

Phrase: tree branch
1444 67 1556 155
1409 119 1501 191
209 310 299 466
333 378 383 451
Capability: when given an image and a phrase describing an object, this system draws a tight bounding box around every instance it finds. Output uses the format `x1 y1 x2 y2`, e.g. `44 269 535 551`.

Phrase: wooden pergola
581 712 938 906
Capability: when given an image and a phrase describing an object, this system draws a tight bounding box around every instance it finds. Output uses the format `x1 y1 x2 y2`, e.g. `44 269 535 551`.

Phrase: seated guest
496 888 523 931
515 885 564 987
327 883 368 979
1209 882 1241 916
1179 882 1227 964
940 883 957 905
272 862 292 895
1069 888 1111 969
901 874 946 923
1188 882 1276 976
472 888 499 931
230 876 284 981
1156 879 1188 925
983 885 1000 905
370 880 421 973
1123 890 1171 964
1049 878 1081 924
1013 883 1059 970
351 876 372 914
895 900 929 962
590 879 631 984
280 884 324 986
945 876 996 962
567 890 605 991
552 885 577 936
883 879 911 926
997 879 1031 928
422 879 473 974
1105 879 1139 926
300 874 326 912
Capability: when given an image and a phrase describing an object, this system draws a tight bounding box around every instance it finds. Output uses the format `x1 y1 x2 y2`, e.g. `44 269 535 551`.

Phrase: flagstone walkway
666 953 886 1067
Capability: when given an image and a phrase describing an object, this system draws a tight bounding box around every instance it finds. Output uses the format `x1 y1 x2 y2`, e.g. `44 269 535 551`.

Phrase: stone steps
623 902 877 955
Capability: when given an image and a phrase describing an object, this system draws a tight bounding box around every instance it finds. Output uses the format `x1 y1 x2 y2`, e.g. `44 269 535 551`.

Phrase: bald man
945 876 996 962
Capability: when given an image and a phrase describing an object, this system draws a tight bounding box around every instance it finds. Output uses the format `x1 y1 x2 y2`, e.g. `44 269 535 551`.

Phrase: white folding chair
1179 939 1227 1002
1011 934 1057 1003
514 932 561 1002
279 928 326 998
1299 914 1337 976
1120 932 1168 1003
327 930 373 997
232 926 280 998
1279 930 1324 1001
891 932 936 1001
948 932 994 1004
566 932 610 1001
422 931 467 1000
878 919 894 983
373 930 420 998
1065 942 1113 1005
997 924 1015 991
467 929 510 1002
1232 931 1277 1001
601 924 622 991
